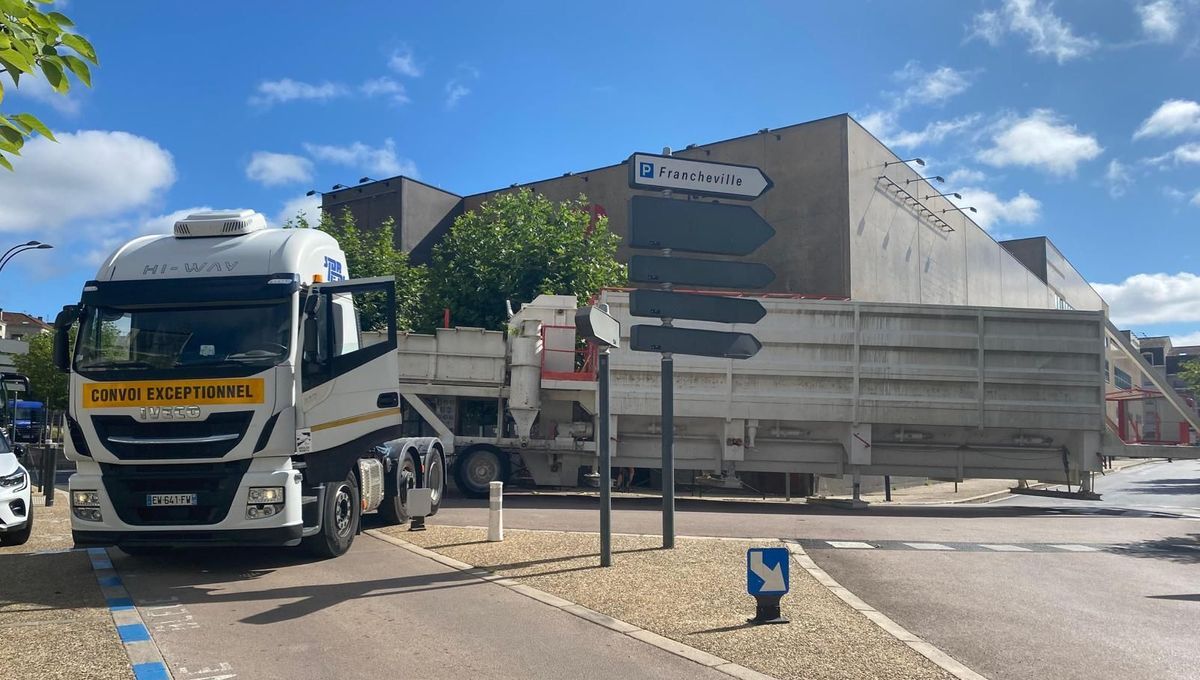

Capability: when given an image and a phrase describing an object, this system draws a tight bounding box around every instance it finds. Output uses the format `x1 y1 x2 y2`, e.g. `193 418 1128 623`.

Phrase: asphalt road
110 532 730 680
430 460 1200 680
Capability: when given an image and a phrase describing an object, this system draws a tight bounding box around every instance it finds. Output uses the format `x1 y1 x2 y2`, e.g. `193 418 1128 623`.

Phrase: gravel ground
0 490 132 680
384 525 952 680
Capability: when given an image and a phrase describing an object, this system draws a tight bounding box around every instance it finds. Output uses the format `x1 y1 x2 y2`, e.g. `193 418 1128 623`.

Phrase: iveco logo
138 406 202 420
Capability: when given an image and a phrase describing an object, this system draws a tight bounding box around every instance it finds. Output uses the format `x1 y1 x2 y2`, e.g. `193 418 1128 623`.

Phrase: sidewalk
0 491 133 680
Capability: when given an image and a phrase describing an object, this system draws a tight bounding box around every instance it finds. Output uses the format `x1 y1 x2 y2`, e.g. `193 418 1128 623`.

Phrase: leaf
0 48 33 73
0 153 12 172
45 11 73 27
62 53 89 87
60 33 96 63
40 57 65 92
0 123 25 147
13 112 53 141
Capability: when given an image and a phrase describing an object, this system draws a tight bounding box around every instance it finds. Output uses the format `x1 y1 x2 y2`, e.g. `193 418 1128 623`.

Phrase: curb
782 541 987 680
365 529 779 680
86 547 173 680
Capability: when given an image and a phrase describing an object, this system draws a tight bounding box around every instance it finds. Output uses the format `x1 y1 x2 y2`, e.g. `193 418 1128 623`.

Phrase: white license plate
146 493 198 507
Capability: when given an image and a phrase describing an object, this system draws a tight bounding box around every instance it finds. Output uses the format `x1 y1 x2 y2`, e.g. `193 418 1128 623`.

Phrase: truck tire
426 447 445 516
453 445 509 499
304 472 360 558
378 450 420 525
1 511 31 546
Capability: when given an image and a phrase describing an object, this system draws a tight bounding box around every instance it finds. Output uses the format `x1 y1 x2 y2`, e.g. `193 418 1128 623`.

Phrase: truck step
302 495 319 504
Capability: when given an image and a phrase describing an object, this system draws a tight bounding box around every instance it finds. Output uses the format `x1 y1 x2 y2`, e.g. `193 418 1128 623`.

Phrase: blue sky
2 0 1199 343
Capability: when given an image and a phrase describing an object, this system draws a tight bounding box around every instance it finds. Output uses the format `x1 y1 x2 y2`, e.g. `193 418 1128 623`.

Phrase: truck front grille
92 411 253 460
99 460 251 526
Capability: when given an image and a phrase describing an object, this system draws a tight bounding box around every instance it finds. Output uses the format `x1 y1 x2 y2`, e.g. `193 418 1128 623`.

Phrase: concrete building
324 113 1107 314
0 311 49 376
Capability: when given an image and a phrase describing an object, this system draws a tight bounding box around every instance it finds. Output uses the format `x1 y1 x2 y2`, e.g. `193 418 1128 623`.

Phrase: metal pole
44 446 56 506
884 475 892 502
662 354 674 549
598 348 612 567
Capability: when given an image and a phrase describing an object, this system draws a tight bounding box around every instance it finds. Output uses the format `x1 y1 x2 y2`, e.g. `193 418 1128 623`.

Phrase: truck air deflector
81 274 299 307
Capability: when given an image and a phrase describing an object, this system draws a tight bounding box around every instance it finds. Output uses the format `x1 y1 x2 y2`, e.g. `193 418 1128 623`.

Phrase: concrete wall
466 115 853 296
403 178 464 264
846 117 1055 309
1000 237 1103 312
323 177 462 262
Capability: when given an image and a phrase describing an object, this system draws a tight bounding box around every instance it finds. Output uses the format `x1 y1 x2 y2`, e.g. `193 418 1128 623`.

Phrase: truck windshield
75 301 292 379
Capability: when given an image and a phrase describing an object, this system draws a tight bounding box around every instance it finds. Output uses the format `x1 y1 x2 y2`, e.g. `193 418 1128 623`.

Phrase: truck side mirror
52 305 79 373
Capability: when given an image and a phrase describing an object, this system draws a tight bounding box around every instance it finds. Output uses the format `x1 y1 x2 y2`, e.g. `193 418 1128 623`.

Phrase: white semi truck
55 211 441 557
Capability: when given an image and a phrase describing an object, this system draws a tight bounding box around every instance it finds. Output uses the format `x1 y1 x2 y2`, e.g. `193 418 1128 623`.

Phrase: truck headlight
72 489 103 521
0 470 27 491
246 486 285 519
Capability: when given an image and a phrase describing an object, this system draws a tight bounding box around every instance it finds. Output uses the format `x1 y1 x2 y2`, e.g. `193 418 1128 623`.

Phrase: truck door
297 276 401 458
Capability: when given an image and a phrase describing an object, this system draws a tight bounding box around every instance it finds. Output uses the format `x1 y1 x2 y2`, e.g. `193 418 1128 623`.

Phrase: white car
0 431 32 546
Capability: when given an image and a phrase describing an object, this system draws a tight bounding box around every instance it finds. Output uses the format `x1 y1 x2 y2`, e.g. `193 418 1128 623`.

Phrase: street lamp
0 241 52 273
941 206 977 215
884 157 925 168
924 191 962 200
906 175 944 185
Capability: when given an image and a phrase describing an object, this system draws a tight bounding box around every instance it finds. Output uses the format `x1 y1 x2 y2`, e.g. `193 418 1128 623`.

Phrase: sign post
575 305 620 567
627 149 777 550
746 547 791 624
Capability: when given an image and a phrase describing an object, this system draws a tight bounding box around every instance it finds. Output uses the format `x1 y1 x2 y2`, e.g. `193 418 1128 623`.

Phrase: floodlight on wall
906 175 944 185
359 176 375 184
305 190 318 196
884 157 925 168
925 191 962 200
331 184 347 190
941 206 977 215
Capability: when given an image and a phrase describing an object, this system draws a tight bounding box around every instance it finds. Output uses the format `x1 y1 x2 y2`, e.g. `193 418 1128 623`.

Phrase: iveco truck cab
54 210 442 557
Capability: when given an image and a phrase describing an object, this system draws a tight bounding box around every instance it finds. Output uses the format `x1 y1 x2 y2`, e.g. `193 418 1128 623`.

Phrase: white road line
979 544 1032 552
1050 544 1100 552
826 541 875 549
903 542 954 551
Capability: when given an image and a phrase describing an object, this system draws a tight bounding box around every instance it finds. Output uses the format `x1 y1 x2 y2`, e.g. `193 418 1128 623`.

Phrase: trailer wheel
426 447 445 516
378 450 420 525
304 472 360 558
454 445 508 499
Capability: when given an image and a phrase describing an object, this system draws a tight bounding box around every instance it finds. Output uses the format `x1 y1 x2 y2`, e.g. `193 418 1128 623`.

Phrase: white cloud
245 151 313 186
1146 142 1200 166
11 76 81 116
1093 272 1200 325
889 115 982 150
360 77 410 105
274 194 323 228
0 130 175 232
969 0 1099 63
249 78 347 107
947 168 986 184
82 207 215 266
1105 159 1134 197
951 187 1041 230
445 81 470 109
1171 331 1200 346
1138 0 1182 42
1133 99 1200 139
1192 189 1200 207
978 109 1103 175
388 47 422 77
894 62 974 106
303 138 417 178
1163 186 1188 200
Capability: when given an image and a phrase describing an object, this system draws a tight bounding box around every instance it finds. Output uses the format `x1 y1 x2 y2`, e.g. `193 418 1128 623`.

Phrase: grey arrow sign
629 289 766 325
628 153 773 200
630 325 762 359
630 196 777 256
629 255 776 290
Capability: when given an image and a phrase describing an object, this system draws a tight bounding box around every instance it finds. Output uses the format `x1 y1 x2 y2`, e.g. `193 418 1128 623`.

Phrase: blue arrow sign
746 547 790 595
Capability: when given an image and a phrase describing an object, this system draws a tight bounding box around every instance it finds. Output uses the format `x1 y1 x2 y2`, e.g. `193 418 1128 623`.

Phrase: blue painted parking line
85 547 174 680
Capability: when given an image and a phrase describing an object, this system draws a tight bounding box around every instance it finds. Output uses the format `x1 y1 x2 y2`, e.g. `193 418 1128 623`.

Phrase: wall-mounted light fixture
941 206 977 215
884 157 925 168
924 191 962 200
331 184 347 190
906 175 944 185
305 190 318 197
359 176 375 184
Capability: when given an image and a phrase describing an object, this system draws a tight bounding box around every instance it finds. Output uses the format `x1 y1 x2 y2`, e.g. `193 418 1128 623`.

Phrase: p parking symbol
639 162 655 179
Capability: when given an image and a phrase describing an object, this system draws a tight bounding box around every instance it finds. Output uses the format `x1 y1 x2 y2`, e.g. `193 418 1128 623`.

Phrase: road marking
979 544 1032 552
178 662 238 679
826 541 875 549
903 542 954 551
1050 544 1099 552
85 548 171 680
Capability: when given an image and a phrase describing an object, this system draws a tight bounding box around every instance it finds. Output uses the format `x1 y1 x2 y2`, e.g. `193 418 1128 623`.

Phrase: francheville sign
82 378 266 408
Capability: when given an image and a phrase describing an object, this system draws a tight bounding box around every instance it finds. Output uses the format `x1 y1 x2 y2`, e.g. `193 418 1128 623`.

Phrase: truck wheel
304 472 360 558
378 450 420 525
427 448 445 516
453 445 508 499
1 511 31 546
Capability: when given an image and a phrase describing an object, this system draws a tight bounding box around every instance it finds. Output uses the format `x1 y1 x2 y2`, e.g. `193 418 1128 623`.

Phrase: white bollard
488 481 504 542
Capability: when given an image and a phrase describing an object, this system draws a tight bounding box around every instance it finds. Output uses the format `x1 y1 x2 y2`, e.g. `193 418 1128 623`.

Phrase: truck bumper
73 524 303 548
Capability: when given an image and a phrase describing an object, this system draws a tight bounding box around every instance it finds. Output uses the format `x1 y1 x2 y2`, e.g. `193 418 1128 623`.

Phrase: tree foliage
0 0 97 170
287 208 427 332
427 189 625 331
12 330 68 410
1180 358 1200 394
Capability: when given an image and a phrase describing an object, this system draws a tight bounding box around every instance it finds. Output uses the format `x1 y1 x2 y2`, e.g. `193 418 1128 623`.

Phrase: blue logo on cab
639 161 655 178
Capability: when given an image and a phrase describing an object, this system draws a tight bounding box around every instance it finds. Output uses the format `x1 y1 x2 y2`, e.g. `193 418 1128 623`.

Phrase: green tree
427 189 625 331
12 330 68 410
287 208 428 332
0 0 97 170
1180 358 1200 394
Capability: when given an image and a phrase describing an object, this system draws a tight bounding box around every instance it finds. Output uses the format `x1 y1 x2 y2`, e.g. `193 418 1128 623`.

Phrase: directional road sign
629 255 776 290
629 196 776 255
629 289 766 325
630 325 762 359
629 153 774 201
575 305 620 348
747 548 790 596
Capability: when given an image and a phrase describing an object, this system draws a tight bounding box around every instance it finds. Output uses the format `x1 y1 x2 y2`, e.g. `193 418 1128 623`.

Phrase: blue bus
8 400 43 443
